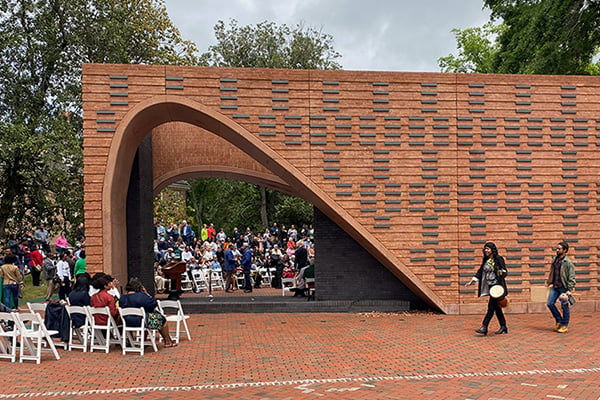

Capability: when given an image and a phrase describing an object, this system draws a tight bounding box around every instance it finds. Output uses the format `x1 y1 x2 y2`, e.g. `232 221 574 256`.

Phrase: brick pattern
83 64 600 312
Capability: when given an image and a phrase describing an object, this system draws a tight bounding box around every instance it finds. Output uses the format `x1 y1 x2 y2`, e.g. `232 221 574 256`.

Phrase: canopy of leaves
0 0 198 241
199 19 341 69
440 0 600 75
438 23 506 73
485 0 600 74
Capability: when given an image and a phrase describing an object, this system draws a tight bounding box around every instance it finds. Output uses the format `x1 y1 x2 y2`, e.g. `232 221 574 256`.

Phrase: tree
438 22 506 73
0 0 198 241
485 0 600 75
440 0 600 75
199 19 341 69
187 19 341 233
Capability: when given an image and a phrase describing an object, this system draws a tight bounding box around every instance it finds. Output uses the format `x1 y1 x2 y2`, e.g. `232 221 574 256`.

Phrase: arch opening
102 95 446 312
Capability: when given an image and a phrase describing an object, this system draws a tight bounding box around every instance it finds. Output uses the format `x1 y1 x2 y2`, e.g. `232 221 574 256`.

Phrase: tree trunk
259 186 268 227
0 159 21 241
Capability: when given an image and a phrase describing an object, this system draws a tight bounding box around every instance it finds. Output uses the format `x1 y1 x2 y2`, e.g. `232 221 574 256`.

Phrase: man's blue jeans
547 287 570 326
3 284 19 309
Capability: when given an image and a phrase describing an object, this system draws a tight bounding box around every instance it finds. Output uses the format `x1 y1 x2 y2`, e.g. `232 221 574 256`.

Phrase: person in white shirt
56 253 72 300
181 246 193 262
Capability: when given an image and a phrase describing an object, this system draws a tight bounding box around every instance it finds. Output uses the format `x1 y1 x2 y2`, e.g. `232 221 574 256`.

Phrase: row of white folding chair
0 311 61 364
64 305 160 355
156 299 191 344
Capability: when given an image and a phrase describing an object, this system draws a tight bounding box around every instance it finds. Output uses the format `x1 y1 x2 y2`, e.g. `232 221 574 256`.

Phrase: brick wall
83 64 600 313
315 208 426 308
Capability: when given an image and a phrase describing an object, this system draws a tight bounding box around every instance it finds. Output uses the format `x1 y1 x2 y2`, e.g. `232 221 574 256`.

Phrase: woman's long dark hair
73 273 91 292
480 242 503 272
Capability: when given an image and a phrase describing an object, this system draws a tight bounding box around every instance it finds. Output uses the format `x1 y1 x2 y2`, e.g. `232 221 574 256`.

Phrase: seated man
290 263 315 297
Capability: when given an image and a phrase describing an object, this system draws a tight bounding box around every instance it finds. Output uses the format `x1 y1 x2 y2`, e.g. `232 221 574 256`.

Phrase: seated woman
68 274 91 328
90 275 121 325
119 278 177 348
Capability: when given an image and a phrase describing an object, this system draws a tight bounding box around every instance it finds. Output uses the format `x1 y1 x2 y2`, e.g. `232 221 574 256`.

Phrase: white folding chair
180 273 194 292
29 301 68 350
27 302 47 318
281 277 296 296
65 305 89 352
0 312 19 362
157 300 191 344
210 270 225 290
118 307 158 355
191 269 208 292
14 312 60 364
87 306 122 353
259 268 271 287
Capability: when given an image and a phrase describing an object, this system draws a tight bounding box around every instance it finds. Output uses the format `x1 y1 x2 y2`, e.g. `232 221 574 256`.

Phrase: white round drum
490 285 505 299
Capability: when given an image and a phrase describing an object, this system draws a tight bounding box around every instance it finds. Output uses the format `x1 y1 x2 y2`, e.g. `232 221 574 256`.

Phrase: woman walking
465 242 508 335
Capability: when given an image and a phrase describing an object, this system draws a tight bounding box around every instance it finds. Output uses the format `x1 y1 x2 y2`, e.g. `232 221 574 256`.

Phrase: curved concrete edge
154 165 292 196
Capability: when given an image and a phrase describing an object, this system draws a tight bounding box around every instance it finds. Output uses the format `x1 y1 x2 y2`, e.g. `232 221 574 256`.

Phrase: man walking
241 243 253 293
546 241 576 333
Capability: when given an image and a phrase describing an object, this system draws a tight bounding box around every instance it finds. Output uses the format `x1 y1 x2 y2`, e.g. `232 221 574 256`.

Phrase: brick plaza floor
2 309 599 399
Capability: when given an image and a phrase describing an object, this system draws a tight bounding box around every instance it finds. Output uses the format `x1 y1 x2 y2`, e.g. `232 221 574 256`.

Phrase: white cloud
165 0 490 72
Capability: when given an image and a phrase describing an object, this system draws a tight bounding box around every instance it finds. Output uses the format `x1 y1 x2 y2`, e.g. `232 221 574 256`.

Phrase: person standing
56 253 72 301
74 250 87 277
465 242 508 335
546 241 576 333
42 253 57 301
180 220 192 245
34 224 51 253
28 244 44 286
223 244 236 293
0 254 23 309
241 243 253 293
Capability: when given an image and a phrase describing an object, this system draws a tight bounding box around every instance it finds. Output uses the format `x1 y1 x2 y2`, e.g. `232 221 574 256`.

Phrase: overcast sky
165 0 491 72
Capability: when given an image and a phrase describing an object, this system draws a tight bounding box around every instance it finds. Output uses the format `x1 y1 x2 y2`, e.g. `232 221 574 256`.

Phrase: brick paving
2 309 600 399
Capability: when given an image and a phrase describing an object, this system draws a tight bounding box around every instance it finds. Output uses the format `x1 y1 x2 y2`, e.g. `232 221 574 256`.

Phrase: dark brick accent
126 133 155 294
314 208 426 309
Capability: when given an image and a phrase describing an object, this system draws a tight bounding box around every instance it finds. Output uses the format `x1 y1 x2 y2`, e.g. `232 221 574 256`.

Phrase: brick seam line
2 367 600 398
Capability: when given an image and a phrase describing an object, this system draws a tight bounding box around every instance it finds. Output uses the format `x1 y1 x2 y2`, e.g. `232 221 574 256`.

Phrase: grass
18 273 58 305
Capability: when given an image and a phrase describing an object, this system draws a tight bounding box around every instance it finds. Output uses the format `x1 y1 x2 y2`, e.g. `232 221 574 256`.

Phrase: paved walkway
2 309 599 399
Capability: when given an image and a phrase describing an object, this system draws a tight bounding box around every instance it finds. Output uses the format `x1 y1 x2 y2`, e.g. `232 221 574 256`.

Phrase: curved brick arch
151 122 292 195
100 94 445 311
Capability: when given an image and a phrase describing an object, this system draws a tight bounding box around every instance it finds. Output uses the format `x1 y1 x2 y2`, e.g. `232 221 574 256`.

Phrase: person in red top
90 275 121 325
28 244 44 286
207 224 216 241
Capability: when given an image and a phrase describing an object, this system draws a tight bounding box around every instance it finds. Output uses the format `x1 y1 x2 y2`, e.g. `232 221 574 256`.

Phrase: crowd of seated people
153 222 315 294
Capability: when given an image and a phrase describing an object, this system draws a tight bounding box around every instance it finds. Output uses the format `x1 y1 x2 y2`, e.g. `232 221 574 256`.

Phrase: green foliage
272 195 314 228
484 0 600 74
200 19 341 70
442 0 600 75
0 0 198 240
438 23 506 73
153 189 187 227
